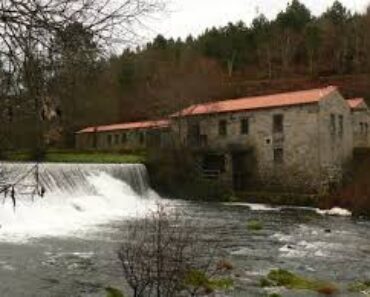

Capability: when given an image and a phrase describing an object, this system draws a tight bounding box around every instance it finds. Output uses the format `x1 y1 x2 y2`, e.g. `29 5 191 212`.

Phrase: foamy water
0 164 160 243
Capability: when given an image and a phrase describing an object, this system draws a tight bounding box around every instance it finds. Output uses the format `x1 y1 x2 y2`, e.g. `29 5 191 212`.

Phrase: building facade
171 86 353 192
348 98 370 148
76 86 368 192
75 120 170 151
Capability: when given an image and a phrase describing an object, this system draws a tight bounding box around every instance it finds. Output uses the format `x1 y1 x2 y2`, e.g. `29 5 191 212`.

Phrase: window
338 115 344 137
114 134 119 145
121 133 127 143
241 118 249 135
107 134 112 146
202 154 226 174
330 114 336 136
218 120 227 136
360 122 369 135
139 132 145 145
360 122 364 134
273 114 284 133
274 148 284 165
187 122 201 146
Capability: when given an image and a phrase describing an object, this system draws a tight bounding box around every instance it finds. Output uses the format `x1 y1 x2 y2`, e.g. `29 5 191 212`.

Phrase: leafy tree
305 21 322 76
276 0 312 73
320 1 351 74
323 0 350 25
252 14 274 78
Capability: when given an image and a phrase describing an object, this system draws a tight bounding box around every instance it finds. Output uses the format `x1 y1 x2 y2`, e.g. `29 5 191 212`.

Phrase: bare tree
0 0 164 72
0 0 165 138
118 203 233 297
0 0 165 203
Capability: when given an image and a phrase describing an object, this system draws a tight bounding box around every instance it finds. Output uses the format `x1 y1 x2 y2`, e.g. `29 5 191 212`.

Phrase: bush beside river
145 149 232 201
320 148 370 217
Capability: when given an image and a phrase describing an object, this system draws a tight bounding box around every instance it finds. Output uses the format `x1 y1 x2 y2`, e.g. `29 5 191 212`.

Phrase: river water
0 163 369 297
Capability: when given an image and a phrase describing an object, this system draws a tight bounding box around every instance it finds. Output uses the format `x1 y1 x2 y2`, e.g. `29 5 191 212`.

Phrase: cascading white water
0 163 159 242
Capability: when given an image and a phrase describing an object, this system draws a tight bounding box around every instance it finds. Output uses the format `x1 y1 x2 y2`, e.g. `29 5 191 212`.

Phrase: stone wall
172 92 354 192
318 91 353 187
351 110 370 148
173 104 322 191
75 128 170 151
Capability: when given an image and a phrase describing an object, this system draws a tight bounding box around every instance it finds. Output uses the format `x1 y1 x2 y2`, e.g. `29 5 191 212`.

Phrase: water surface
0 163 368 297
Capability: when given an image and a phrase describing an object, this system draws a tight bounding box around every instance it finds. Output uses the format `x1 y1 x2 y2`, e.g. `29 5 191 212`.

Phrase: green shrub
105 287 125 297
348 280 370 293
183 269 234 293
264 269 338 294
247 220 264 231
146 149 231 201
260 277 274 287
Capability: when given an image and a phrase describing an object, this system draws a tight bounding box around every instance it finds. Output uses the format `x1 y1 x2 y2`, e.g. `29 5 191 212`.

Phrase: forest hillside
2 0 370 148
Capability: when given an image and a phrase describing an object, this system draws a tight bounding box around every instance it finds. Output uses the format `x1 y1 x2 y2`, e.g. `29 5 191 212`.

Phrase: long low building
75 119 171 150
75 86 370 192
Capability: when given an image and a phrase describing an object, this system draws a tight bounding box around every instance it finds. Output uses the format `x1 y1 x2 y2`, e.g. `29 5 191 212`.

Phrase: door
232 152 248 191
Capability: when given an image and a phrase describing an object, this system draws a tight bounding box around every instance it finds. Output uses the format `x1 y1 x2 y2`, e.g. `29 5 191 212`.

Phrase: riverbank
0 150 146 164
232 191 319 207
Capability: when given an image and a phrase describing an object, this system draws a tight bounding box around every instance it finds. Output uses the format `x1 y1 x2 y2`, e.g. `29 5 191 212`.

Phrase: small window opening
330 114 336 136
139 132 145 145
273 148 284 164
338 115 344 137
273 114 284 133
241 118 249 135
219 120 227 136
107 134 112 146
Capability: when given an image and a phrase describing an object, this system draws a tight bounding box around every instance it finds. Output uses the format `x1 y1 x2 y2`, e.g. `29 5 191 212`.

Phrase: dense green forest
2 0 370 148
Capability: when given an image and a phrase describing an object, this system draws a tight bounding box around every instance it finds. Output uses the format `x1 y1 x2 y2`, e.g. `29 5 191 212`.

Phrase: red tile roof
347 98 366 110
76 119 170 134
173 86 338 117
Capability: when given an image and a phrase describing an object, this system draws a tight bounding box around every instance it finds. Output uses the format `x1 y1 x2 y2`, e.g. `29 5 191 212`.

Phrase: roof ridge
188 86 336 108
173 86 337 117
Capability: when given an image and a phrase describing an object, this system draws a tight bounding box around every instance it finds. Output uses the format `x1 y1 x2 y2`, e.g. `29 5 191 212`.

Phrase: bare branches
0 0 164 147
118 203 233 297
0 164 45 210
0 0 165 85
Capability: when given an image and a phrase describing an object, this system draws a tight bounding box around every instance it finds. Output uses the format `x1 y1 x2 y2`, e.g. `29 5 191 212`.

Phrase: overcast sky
144 0 369 41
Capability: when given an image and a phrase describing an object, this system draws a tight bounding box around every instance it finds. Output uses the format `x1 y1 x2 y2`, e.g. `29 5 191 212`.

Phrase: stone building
348 98 370 148
171 86 353 192
75 120 170 150
76 86 363 192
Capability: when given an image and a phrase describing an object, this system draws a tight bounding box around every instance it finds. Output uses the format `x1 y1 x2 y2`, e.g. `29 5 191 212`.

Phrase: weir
0 163 150 196
0 163 154 241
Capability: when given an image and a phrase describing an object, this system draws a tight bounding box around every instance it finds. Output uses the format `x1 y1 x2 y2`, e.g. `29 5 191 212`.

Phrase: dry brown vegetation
3 1 370 150
320 148 370 217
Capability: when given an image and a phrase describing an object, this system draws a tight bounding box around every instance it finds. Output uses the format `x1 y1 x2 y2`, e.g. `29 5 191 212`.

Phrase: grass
348 280 370 295
1 150 146 164
261 269 338 295
247 220 264 231
105 287 125 297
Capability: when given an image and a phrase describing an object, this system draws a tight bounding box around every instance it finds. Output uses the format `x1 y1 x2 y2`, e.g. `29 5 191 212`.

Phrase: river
0 163 369 297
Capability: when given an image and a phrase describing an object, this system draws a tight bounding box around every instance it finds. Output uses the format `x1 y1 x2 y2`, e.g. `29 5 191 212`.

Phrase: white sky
144 0 369 41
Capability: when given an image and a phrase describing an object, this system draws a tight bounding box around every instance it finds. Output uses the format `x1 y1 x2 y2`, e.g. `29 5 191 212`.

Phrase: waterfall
0 163 158 242
0 163 150 196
